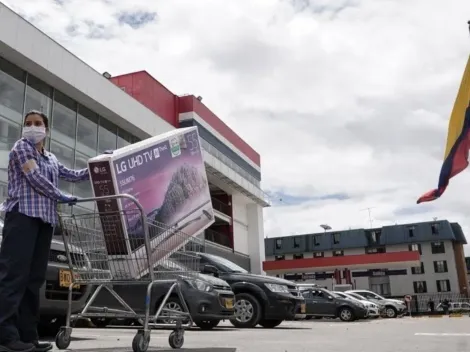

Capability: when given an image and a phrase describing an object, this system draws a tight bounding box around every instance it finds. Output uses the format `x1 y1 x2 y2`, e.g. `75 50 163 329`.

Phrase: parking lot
48 316 470 352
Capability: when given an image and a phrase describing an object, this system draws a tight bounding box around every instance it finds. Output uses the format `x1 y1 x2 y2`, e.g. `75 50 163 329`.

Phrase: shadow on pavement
66 348 236 352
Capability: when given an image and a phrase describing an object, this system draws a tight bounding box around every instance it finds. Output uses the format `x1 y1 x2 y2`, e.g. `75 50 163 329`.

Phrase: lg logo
93 166 107 174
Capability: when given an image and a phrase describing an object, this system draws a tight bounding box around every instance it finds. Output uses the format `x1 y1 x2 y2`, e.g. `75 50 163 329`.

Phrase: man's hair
24 110 49 129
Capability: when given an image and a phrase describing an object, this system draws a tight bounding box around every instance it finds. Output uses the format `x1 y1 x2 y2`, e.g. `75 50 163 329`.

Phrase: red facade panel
110 71 178 127
178 95 261 166
263 251 421 272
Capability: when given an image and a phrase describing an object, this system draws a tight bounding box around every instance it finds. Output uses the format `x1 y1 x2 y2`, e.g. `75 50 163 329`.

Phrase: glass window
0 57 26 124
50 140 75 194
24 74 53 116
98 119 117 153
0 116 21 184
431 242 445 254
76 105 98 156
117 128 133 149
51 90 77 148
74 151 93 199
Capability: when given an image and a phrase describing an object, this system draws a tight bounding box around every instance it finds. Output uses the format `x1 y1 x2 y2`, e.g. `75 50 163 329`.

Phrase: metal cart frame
55 194 202 352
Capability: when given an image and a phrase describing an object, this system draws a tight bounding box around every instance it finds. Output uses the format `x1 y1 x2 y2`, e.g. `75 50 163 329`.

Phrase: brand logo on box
170 137 181 158
93 166 107 174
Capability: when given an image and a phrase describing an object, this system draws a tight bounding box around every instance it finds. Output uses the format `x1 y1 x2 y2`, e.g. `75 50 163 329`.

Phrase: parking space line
415 333 470 337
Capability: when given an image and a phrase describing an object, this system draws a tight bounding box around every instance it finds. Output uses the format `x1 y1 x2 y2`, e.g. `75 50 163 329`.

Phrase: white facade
269 241 461 296
0 3 266 272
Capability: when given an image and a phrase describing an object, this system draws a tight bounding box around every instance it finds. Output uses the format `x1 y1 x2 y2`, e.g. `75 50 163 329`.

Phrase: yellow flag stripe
445 55 470 158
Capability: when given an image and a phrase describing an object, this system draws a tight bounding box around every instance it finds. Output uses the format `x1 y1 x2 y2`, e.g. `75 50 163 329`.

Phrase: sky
4 0 470 254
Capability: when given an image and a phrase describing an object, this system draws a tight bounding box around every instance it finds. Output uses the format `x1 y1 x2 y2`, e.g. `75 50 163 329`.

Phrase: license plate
301 303 306 313
225 298 234 309
59 269 80 289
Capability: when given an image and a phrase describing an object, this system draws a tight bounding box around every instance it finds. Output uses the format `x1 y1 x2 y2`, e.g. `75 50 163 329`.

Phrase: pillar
246 203 265 274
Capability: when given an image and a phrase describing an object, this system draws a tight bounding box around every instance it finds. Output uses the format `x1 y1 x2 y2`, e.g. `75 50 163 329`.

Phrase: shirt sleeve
58 162 90 183
12 140 63 200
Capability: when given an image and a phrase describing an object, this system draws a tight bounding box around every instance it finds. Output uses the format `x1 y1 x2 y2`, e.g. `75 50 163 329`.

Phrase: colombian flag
417 55 470 204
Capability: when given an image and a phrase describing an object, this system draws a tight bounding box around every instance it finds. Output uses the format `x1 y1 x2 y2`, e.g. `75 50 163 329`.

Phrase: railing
389 292 470 314
201 139 261 187
211 197 231 216
204 228 232 249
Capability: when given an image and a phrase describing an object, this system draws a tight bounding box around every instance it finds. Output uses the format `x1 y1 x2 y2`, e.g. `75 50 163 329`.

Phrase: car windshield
156 258 190 272
202 253 248 273
347 292 365 301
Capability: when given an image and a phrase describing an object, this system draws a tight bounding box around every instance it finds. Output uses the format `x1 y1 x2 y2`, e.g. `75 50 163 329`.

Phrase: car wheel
258 319 283 328
304 316 312 320
338 307 355 322
194 320 220 330
160 296 190 325
91 318 111 328
385 306 398 318
230 292 262 328
314 316 323 320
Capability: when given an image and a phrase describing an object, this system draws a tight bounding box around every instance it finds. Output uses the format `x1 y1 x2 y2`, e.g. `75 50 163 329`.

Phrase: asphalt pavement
48 316 470 352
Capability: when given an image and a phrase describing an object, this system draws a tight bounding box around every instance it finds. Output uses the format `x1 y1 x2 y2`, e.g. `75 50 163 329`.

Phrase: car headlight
264 283 289 293
186 279 213 292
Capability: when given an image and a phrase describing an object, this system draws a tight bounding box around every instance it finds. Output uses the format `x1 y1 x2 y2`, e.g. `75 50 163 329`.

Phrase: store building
264 220 468 297
0 3 268 273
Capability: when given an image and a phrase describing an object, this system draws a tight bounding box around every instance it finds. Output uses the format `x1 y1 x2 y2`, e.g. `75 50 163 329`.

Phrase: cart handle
58 194 143 209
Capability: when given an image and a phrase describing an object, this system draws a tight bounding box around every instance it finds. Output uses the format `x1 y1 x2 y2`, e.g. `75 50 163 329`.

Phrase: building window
407 226 415 238
431 242 445 254
431 223 439 235
367 230 381 244
275 239 282 250
76 105 99 156
313 251 324 258
411 262 425 275
51 90 78 148
313 235 320 246
433 260 448 273
98 119 117 153
0 57 26 125
73 151 94 200
413 281 427 293
293 237 301 248
293 253 303 259
117 128 133 149
0 115 21 184
24 74 53 116
332 250 344 257
50 140 75 194
274 255 285 261
409 243 422 255
333 233 340 244
366 247 386 254
436 279 451 292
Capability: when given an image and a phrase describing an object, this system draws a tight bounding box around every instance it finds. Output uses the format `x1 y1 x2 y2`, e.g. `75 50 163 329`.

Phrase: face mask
22 126 46 144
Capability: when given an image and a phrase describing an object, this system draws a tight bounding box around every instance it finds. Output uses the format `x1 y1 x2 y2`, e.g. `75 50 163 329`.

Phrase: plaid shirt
0 138 89 225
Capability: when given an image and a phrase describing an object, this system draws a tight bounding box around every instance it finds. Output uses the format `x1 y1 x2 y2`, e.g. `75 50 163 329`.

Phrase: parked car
334 291 380 318
346 290 406 318
89 257 235 330
436 301 470 314
0 217 93 336
300 287 368 322
187 252 306 328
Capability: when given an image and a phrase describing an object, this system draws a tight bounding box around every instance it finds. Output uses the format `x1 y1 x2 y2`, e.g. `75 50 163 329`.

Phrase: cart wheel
55 328 71 350
132 332 150 352
168 330 184 349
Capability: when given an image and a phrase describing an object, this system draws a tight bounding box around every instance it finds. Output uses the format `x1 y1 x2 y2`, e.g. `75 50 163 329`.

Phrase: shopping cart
54 194 205 352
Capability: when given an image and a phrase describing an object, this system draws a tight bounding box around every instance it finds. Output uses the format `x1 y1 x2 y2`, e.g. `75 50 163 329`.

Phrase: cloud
3 0 470 255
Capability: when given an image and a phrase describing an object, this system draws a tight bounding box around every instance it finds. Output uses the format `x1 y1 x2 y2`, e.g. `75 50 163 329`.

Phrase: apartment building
263 220 468 297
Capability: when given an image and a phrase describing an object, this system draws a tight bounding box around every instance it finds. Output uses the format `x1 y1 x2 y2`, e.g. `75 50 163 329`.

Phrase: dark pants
0 207 53 344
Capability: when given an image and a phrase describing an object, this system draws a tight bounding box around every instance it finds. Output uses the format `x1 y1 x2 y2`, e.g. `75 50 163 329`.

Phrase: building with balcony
0 3 268 273
264 220 468 297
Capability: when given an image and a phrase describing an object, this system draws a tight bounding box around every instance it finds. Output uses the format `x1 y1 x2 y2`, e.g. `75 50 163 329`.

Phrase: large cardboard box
88 127 214 279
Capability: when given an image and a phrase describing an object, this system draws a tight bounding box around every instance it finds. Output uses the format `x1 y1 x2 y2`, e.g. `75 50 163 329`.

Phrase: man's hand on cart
59 194 78 205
